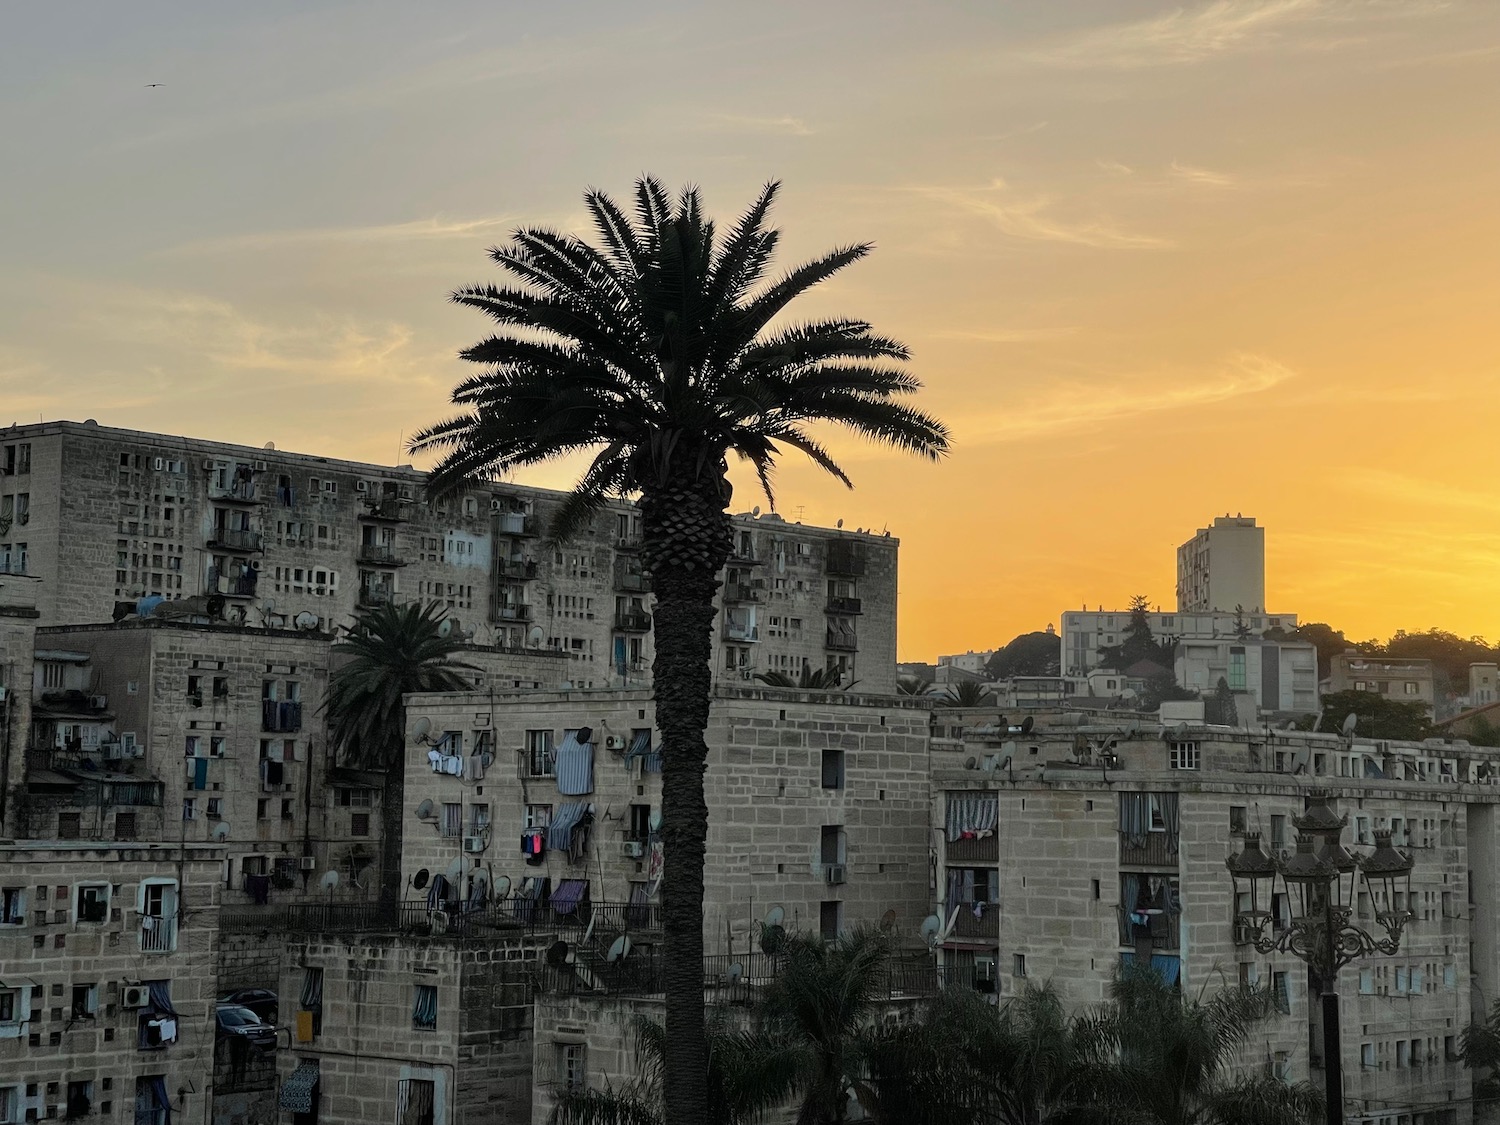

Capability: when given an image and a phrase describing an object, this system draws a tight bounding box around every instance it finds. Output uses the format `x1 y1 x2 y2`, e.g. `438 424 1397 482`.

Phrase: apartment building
0 421 897 693
932 712 1493 1124
0 571 40 837
0 840 222 1125
1329 653 1438 715
1176 514 1267 614
1061 608 1299 678
1174 636 1319 714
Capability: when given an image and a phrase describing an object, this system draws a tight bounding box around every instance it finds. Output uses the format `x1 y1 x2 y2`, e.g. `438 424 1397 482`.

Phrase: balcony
209 480 261 505
724 583 763 604
496 511 538 537
614 566 650 593
616 535 643 552
493 604 532 623
727 546 763 566
208 568 258 598
361 497 410 522
825 627 858 652
357 544 406 567
138 913 177 954
208 527 263 553
826 596 863 615
614 611 652 633
946 835 999 863
262 700 302 733
825 543 866 576
724 622 759 643
219 897 664 941
1120 833 1178 868
496 559 538 581
358 586 393 610
1116 906 1181 951
949 906 999 941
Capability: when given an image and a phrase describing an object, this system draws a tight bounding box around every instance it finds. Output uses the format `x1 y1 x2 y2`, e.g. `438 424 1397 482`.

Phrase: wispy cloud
910 179 1171 250
962 354 1294 444
1334 468 1500 516
700 113 814 136
1014 0 1450 70
1169 161 1238 187
1097 159 1135 177
926 326 1078 344
160 215 519 257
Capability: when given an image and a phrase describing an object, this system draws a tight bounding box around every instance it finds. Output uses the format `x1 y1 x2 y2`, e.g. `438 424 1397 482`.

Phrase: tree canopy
983 632 1062 679
1310 690 1433 741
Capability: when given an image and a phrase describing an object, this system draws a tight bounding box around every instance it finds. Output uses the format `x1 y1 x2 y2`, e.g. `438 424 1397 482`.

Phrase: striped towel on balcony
555 732 594 795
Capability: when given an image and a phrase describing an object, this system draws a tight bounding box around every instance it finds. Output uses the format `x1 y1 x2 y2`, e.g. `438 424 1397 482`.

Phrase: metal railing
725 623 759 642
824 545 866 576
1119 833 1179 867
826 596 862 615
497 559 538 580
945 836 999 863
362 498 410 521
949 907 999 940
494 604 532 623
724 584 762 604
138 913 177 953
209 480 260 503
209 527 263 552
1116 906 1182 951
262 701 302 733
358 544 405 566
496 512 537 536
614 611 652 632
542 949 942 1000
358 587 393 609
220 897 662 939
615 568 650 593
208 568 258 596
825 628 858 652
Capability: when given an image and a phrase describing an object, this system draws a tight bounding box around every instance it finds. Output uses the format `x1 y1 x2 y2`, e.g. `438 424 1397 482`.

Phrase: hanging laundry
555 731 595 795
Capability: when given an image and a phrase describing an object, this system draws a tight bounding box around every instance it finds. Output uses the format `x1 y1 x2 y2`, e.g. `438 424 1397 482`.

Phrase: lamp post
1225 792 1414 1125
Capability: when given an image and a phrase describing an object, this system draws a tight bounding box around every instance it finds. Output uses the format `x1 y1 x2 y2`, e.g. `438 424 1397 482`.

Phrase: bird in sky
144 83 163 87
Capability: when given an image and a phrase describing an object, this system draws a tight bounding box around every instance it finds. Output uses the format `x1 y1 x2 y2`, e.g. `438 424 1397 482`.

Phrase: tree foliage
1098 595 1175 673
1312 690 1433 741
754 667 851 691
937 681 994 708
983 632 1062 680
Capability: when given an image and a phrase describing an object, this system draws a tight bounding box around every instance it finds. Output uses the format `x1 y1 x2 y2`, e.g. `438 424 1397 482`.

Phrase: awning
945 792 999 841
551 878 589 915
624 729 653 764
279 1062 320 1113
546 802 589 850
555 731 594 796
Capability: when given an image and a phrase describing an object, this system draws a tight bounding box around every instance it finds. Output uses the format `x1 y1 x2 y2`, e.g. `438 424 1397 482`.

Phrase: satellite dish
430 910 449 934
964 756 978 770
412 717 433 743
1020 716 1035 734
211 822 230 841
445 856 465 881
481 751 494 768
1341 713 1359 736
576 726 594 745
727 961 744 983
836 519 844 529
919 914 943 947
879 908 898 932
606 936 632 963
438 617 458 638
263 441 276 450
765 906 785 928
413 868 430 890
414 799 435 821
319 871 339 893
494 875 511 899
546 940 571 970
1292 747 1311 775
648 810 663 833
295 611 319 630
751 505 761 517
528 626 545 647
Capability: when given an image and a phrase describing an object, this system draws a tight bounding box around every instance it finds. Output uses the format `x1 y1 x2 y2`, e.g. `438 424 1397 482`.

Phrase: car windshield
218 1007 259 1026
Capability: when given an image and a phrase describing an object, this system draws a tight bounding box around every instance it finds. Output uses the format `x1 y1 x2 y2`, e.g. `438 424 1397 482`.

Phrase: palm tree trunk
379 718 406 921
641 472 731 1125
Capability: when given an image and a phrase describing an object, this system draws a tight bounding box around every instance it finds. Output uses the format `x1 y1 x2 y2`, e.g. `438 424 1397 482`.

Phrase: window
1272 971 1290 1014
440 804 462 838
137 981 178 1048
256 799 269 820
1013 953 1028 978
0 1085 17 1124
525 804 553 830
1228 647 1246 692
281 799 294 821
557 1044 587 1093
0 988 20 1025
526 730 555 777
412 984 438 1031
75 884 109 924
182 799 197 821
134 1076 171 1125
1361 1043 1375 1069
1 887 24 925
397 1078 436 1125
821 749 846 790
469 804 490 833
42 662 64 690
819 825 846 866
66 1081 92 1120
1396 1040 1409 1068
627 804 651 841
819 900 842 941
1359 969 1374 994
351 813 370 837
336 788 374 807
1168 741 1200 770
70 984 98 1019
1269 815 1287 849
1228 806 1246 834
299 967 324 1036
1404 682 1420 695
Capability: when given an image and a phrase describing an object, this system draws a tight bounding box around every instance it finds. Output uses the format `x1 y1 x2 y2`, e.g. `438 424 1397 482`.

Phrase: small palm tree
895 676 932 697
937 681 993 708
411 177 948 1121
754 667 852 691
324 601 473 910
1094 966 1323 1125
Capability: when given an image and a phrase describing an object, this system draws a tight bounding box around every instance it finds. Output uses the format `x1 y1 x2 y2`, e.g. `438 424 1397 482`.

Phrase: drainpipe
0 660 12 833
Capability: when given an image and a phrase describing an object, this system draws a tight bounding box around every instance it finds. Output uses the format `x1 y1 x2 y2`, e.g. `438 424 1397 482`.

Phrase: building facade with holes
930 710 1500 1125
0 420 898 694
0 840 221 1125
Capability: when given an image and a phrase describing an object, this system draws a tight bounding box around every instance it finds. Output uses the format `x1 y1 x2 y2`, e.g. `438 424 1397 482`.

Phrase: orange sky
3 1 1499 659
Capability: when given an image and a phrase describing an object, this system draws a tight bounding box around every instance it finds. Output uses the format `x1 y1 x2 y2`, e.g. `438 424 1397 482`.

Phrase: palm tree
937 681 993 708
895 675 932 697
1092 966 1323 1125
754 667 852 691
324 601 473 911
411 177 948 1122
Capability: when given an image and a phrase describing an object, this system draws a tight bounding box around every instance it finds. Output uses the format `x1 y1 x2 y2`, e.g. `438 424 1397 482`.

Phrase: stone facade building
0 840 222 1125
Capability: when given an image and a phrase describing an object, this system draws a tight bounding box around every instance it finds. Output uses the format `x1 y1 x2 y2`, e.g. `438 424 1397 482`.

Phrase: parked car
215 1005 277 1050
217 988 277 1023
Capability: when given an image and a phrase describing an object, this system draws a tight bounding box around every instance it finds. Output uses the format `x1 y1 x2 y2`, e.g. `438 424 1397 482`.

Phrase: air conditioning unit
200 459 214 470
824 864 847 885
490 499 504 511
604 736 626 751
121 985 150 1009
356 480 368 493
463 835 487 854
739 669 753 680
253 460 268 472
622 840 644 859
103 743 124 761
125 744 145 759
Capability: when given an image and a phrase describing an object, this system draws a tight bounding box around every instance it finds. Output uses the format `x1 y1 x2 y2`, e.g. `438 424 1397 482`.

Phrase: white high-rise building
1176 515 1265 613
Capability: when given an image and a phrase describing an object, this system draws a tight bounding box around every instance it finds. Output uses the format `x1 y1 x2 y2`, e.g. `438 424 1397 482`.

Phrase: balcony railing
542 948 940 1000
208 568 259 597
209 527 263 552
219 897 662 939
725 623 759 642
362 497 410 522
138 913 177 953
262 700 302 733
825 628 858 652
826 596 863 615
724 584 763 604
615 568 650 593
1119 833 1179 867
0 560 28 576
614 611 652 632
727 547 763 566
945 836 999 863
1116 906 1182 951
493 604 532 623
209 480 260 504
949 906 999 941
357 544 406 566
496 559 538 581
496 512 537 536
358 587 393 609
825 544 866 576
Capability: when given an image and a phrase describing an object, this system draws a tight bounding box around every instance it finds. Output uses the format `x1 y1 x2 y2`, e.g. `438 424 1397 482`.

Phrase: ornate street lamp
1225 792 1414 1125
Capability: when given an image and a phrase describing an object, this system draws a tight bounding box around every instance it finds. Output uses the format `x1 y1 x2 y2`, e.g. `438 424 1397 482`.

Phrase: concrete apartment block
0 420 897 694
1328 652 1438 715
931 710 1493 1123
1176 514 1267 614
0 576 39 838
401 686 932 951
1174 636 1319 713
1060 607 1299 678
0 841 221 1125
